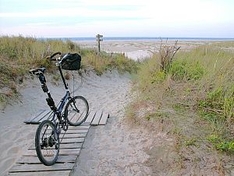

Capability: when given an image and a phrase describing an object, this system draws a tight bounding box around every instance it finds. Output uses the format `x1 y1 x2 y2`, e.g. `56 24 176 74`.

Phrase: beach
0 39 226 175
75 39 205 60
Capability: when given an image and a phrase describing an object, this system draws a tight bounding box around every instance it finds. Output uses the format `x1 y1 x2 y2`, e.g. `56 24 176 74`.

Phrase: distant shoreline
39 37 234 42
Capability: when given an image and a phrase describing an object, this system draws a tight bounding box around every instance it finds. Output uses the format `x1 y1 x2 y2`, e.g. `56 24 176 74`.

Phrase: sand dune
1 70 154 175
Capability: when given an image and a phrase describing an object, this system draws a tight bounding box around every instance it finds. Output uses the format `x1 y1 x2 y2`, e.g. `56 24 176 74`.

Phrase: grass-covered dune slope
0 36 138 105
127 40 234 172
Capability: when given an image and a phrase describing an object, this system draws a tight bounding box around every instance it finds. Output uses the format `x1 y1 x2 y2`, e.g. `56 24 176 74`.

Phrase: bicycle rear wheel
35 120 59 166
65 96 89 126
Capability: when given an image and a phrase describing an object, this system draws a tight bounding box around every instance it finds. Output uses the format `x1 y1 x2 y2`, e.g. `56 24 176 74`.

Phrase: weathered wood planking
8 123 90 175
85 111 96 123
24 110 109 126
60 133 86 138
9 163 74 172
25 148 81 156
10 110 110 175
91 110 103 125
28 139 84 150
24 109 51 124
99 111 109 125
17 155 78 164
8 171 71 176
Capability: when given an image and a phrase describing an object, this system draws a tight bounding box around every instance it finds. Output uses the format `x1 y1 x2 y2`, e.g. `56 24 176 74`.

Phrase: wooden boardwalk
24 109 109 126
8 110 109 175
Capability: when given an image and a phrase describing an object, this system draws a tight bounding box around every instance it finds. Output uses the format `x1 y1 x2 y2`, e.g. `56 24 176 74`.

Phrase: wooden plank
33 110 51 122
63 129 89 134
38 112 53 122
58 149 81 155
85 111 96 123
59 129 88 141
24 110 52 124
91 110 103 126
28 142 83 150
9 163 74 173
99 111 109 125
17 155 77 164
24 109 48 124
61 133 87 138
8 171 71 176
60 137 85 144
81 121 90 126
68 124 90 129
23 148 81 156
36 110 51 121
59 143 83 149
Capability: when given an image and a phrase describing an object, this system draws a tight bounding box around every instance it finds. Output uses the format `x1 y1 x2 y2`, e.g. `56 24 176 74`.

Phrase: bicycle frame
38 63 71 123
51 90 70 122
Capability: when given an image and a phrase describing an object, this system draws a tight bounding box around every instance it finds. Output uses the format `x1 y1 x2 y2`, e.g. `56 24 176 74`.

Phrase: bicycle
29 52 89 166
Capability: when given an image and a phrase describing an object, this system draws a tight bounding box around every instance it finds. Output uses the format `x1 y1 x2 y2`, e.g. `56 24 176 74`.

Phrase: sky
0 0 234 38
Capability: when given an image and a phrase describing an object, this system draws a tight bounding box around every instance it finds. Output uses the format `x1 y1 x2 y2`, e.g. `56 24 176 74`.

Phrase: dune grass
0 36 138 106
127 41 234 160
1 36 234 172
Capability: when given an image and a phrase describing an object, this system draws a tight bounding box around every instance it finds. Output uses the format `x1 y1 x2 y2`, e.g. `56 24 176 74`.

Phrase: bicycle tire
35 120 59 166
64 96 89 126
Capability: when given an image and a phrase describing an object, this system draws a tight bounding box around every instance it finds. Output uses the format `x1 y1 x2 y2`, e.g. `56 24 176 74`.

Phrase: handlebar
47 52 62 61
29 52 62 75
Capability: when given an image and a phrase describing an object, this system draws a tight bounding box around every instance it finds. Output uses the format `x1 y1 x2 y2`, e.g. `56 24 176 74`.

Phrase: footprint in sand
6 146 20 156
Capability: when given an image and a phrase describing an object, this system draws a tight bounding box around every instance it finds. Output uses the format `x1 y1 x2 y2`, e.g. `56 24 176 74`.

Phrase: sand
0 77 47 175
75 39 205 60
0 68 158 175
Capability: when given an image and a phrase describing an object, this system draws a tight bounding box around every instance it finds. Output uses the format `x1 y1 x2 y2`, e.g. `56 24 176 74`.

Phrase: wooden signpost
96 34 103 53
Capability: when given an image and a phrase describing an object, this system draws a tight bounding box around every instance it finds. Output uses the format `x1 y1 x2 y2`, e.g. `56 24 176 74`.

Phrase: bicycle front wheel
65 96 89 126
35 120 59 166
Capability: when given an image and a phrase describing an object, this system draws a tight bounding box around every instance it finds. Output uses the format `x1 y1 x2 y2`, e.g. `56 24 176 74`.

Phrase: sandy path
0 70 154 175
71 72 153 176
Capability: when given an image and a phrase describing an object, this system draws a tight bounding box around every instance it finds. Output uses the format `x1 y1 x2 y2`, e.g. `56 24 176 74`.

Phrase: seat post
38 73 57 111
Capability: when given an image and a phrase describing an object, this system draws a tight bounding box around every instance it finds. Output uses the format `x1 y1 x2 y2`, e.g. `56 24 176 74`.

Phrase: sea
45 37 234 42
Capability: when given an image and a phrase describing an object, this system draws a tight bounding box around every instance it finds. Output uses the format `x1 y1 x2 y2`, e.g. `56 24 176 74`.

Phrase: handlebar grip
49 52 62 60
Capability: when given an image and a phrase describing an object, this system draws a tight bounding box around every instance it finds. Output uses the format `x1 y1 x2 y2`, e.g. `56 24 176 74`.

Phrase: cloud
0 0 234 37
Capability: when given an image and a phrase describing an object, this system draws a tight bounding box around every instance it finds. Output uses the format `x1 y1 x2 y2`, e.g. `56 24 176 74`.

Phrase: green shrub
207 134 234 153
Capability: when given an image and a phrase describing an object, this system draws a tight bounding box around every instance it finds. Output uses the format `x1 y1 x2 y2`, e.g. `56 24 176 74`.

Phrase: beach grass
0 36 138 106
127 41 234 158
